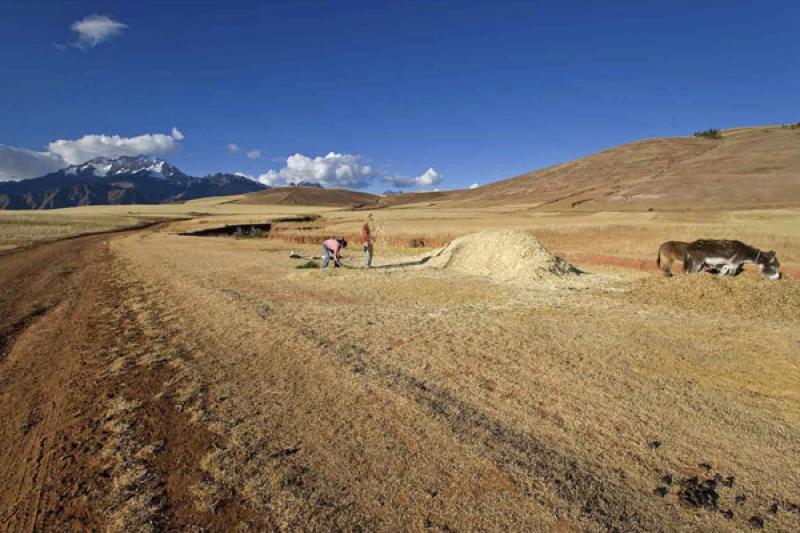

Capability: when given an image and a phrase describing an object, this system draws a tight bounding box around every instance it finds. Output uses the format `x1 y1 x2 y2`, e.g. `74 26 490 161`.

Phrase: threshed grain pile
425 229 579 284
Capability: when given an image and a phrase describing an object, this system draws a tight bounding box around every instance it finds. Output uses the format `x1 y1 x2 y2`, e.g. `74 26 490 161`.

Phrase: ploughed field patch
179 215 321 238
179 223 272 237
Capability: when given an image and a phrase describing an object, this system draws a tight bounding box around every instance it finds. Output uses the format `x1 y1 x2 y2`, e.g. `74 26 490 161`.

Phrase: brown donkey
656 241 688 277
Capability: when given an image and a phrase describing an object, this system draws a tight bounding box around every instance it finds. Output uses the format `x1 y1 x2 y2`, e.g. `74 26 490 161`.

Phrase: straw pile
425 229 579 284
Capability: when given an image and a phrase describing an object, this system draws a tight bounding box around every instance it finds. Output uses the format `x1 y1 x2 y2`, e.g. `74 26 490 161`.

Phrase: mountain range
3 124 799 211
0 155 266 209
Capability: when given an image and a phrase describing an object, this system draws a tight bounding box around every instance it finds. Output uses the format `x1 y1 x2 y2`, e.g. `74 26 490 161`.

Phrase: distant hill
389 125 800 210
375 191 451 208
235 186 379 207
262 125 800 211
0 156 265 210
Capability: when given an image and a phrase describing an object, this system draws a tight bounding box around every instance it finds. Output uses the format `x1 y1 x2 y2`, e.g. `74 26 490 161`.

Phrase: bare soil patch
0 230 267 532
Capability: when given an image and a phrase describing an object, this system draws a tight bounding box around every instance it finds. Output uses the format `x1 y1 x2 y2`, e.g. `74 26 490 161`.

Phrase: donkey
656 241 688 277
684 240 781 279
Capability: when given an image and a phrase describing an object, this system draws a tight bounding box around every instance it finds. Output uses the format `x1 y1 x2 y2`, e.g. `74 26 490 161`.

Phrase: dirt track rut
0 230 265 531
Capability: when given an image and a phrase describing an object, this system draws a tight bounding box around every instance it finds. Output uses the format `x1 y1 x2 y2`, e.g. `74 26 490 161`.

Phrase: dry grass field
0 200 340 252
0 210 153 252
1 202 799 532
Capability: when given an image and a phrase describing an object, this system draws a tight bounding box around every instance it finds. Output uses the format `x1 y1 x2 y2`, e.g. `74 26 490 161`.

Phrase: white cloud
227 143 240 153
384 167 443 189
246 149 262 159
69 14 128 49
0 146 65 181
0 128 185 180
257 152 380 189
254 152 442 190
255 170 280 186
47 128 184 165
417 168 442 186
469 182 480 189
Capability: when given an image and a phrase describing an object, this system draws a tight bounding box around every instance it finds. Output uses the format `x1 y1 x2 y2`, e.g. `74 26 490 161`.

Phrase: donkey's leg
660 257 674 277
684 253 702 274
683 255 692 274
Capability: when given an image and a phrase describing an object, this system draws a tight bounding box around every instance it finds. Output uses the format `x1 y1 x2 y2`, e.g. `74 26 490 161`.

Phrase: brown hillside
235 186 378 207
236 126 799 211
416 125 800 210
375 191 451 208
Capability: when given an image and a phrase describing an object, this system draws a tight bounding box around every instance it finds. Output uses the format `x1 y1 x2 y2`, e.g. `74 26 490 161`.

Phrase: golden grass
5 199 797 270
0 211 142 251
101 213 800 531
4 199 799 529
0 200 339 251
302 206 800 271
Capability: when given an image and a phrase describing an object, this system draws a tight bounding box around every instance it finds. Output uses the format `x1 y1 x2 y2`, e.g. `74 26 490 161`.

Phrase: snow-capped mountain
0 156 266 210
63 155 186 180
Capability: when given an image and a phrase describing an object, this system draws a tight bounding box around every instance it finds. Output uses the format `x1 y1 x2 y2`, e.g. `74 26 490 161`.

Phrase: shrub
694 128 722 139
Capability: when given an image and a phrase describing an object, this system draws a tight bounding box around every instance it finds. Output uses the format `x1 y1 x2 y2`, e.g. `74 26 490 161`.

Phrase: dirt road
1 225 798 532
0 228 265 531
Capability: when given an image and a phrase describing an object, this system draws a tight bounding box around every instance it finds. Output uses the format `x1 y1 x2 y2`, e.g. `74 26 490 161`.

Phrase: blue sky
1 0 798 190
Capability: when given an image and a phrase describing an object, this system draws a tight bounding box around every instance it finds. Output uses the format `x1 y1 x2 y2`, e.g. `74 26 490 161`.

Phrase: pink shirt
323 239 341 258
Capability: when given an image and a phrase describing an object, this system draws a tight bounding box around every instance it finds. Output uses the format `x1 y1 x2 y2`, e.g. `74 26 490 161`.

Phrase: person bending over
321 238 347 268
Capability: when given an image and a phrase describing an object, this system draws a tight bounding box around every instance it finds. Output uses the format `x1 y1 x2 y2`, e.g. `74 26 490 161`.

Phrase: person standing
321 238 347 268
361 214 374 268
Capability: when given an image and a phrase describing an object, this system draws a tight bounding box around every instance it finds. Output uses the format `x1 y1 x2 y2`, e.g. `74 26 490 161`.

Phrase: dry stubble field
1 203 799 532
